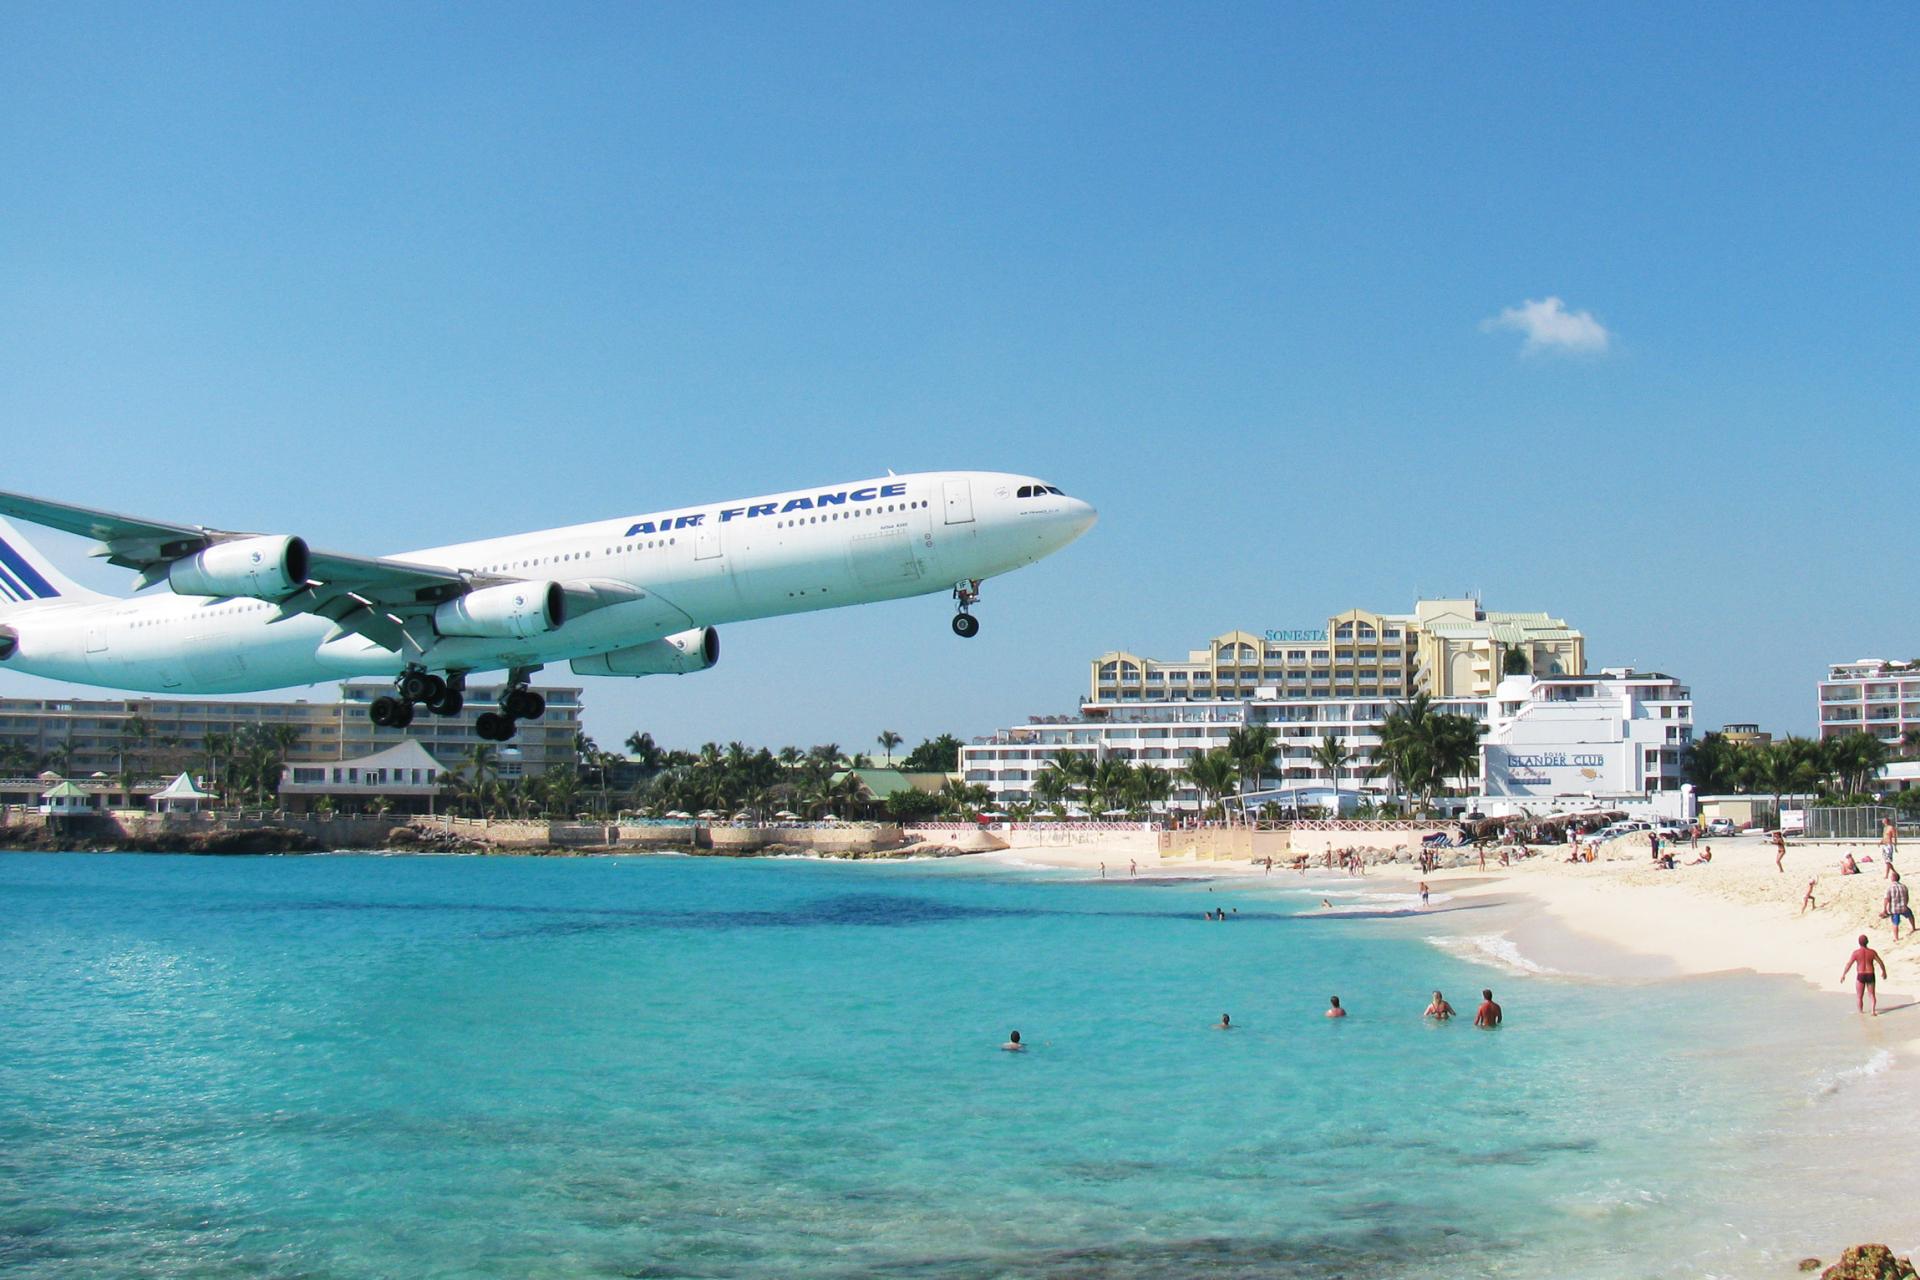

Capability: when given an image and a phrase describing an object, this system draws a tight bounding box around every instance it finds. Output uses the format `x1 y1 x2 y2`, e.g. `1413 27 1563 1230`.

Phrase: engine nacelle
570 626 719 677
433 581 564 640
168 535 310 599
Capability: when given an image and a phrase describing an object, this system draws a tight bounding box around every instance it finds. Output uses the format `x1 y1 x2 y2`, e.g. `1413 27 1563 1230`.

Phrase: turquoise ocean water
0 851 1910 1278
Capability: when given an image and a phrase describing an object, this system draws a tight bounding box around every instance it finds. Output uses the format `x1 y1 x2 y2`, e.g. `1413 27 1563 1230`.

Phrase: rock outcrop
1822 1245 1918 1280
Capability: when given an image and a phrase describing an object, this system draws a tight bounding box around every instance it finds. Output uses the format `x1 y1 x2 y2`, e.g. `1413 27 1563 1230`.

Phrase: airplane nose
1063 497 1098 540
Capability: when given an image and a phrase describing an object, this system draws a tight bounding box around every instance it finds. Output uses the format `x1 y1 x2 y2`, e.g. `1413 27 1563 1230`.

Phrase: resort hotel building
1817 659 1920 746
960 598 1691 814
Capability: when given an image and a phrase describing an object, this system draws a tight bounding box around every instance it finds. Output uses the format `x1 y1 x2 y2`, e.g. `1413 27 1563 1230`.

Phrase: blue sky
1 4 1914 753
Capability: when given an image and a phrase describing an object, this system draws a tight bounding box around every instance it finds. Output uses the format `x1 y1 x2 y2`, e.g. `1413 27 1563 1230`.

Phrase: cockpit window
1043 485 1065 496
1016 483 1066 499
1016 485 1033 498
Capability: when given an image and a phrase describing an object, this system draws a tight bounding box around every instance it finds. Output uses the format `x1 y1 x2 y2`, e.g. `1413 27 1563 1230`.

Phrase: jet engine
167 535 309 599
569 626 718 677
0 625 16 661
434 581 565 640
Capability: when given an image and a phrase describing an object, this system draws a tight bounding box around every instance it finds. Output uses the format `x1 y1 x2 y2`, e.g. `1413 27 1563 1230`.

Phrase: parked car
1705 818 1737 837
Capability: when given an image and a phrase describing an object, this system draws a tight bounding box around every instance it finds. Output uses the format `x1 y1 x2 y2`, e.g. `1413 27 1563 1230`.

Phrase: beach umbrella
666 810 692 819
696 809 720 819
774 810 800 820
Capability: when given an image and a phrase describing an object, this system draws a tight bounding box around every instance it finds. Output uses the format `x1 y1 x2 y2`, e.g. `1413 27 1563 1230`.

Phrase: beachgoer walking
1099 861 1106 879
1419 880 1430 908
1802 878 1817 914
1773 830 1786 873
1884 871 1914 941
1842 936 1888 1016
1002 1030 1025 1051
1129 859 1137 878
1474 989 1502 1028
1424 991 1454 1021
1325 996 1346 1019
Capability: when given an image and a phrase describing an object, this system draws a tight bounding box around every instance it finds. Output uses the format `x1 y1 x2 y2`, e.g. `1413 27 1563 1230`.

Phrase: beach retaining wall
1158 822 1454 863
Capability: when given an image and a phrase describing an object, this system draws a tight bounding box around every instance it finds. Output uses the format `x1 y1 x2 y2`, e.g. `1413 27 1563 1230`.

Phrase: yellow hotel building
1090 598 1585 706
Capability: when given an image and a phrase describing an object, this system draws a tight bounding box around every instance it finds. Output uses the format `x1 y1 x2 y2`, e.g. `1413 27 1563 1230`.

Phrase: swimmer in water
1002 1030 1025 1051
1424 991 1455 1021
1325 995 1346 1019
1474 989 1502 1028
1320 898 1333 909
1214 1013 1232 1030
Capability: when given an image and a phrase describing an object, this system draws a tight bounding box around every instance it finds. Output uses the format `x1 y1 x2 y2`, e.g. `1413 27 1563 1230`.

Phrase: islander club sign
1485 745 1623 796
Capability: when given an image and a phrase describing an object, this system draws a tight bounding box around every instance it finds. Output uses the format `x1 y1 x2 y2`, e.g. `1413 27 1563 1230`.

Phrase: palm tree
1309 734 1352 816
1224 725 1279 818
1128 764 1173 818
1180 748 1241 821
1752 738 1819 827
624 731 665 772
117 714 152 798
877 730 903 767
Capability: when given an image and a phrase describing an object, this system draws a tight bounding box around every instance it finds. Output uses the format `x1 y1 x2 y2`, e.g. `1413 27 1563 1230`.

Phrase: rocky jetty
1 823 320 855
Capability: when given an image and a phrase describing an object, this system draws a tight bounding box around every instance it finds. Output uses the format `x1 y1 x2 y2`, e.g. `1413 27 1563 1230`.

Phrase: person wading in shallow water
1325 996 1346 1019
1841 936 1888 1016
1474 989 1502 1028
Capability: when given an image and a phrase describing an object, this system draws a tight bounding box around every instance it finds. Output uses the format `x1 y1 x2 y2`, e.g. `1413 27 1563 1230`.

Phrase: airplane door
85 624 108 654
695 527 723 561
942 479 975 525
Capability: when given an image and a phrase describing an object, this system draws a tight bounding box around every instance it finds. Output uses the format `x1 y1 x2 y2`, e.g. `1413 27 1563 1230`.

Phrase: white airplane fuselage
0 471 1096 695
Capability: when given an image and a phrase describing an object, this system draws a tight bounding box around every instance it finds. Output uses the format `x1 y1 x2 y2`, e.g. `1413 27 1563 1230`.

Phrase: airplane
0 472 1096 741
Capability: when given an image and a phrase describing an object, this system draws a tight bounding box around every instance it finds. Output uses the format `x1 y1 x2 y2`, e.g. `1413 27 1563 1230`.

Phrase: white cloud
1483 296 1612 355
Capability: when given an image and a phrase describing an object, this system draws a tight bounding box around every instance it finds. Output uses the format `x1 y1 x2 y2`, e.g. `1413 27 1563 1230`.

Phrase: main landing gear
951 579 983 638
369 669 466 730
475 667 546 742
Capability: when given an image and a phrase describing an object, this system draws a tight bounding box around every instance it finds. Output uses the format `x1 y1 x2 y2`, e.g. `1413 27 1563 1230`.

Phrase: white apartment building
1480 669 1692 798
1817 659 1920 745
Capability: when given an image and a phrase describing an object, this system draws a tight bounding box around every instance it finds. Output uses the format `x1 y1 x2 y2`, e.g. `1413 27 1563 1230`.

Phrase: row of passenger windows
481 539 677 574
777 500 924 529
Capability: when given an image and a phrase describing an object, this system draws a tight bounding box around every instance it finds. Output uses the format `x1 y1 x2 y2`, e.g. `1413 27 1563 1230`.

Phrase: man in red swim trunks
1842 935 1888 1016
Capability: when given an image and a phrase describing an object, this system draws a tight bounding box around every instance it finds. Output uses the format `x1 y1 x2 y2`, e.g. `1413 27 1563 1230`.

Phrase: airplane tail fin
0 515 108 611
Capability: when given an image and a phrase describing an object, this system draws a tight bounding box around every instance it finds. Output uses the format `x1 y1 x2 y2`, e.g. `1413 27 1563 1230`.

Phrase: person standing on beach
1774 830 1787 873
1129 859 1137 878
1424 991 1454 1021
1418 880 1430 907
1474 989 1502 1028
1884 871 1914 941
1842 936 1888 1015
1883 817 1899 878
1099 862 1106 879
1325 996 1346 1018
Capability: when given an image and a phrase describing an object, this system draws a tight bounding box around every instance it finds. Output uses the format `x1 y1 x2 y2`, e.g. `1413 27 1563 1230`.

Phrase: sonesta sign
1263 629 1328 643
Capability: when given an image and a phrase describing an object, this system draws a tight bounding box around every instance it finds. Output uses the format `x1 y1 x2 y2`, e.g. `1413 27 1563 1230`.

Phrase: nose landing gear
952 579 983 639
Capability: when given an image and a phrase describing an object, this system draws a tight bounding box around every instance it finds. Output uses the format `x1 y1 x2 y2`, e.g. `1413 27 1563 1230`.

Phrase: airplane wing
0 487 505 654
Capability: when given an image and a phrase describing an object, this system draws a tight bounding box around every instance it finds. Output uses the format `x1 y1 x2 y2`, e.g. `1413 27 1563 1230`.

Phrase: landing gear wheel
506 689 545 720
431 691 464 717
391 700 415 729
370 695 408 728
418 673 447 705
951 613 980 639
475 711 515 742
